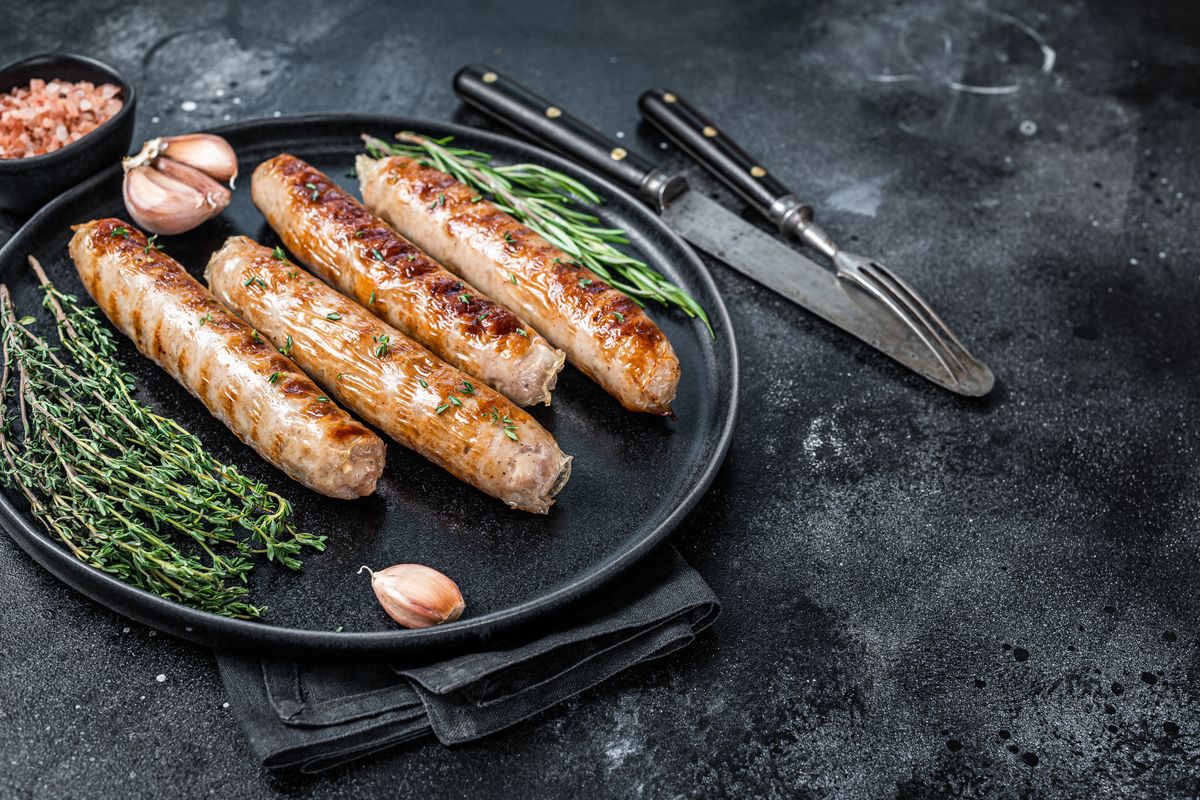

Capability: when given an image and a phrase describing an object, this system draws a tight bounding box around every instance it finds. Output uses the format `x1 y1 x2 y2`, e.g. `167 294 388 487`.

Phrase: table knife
453 65 994 396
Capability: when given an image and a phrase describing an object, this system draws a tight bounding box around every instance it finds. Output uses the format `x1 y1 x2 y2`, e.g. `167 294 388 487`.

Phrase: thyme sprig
362 133 711 333
0 259 326 618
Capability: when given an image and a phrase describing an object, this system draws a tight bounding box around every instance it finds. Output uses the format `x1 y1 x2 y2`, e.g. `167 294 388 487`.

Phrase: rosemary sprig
362 133 712 333
0 260 326 618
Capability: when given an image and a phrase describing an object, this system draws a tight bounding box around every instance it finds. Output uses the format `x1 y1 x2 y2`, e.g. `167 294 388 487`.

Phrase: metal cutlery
453 65 994 396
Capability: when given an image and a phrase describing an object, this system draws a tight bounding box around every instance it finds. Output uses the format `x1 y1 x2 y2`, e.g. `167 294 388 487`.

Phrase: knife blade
452 65 994 396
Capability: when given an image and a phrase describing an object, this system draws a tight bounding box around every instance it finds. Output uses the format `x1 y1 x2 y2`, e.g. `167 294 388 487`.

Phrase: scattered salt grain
1019 120 1037 136
615 131 625 138
155 674 166 683
180 100 197 112
272 110 281 117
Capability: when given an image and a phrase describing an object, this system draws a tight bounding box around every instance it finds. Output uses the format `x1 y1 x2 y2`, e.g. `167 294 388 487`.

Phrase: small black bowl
0 53 137 214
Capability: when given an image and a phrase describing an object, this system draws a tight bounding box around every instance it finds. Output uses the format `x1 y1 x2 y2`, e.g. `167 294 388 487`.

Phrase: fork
794 217 980 386
637 89 990 390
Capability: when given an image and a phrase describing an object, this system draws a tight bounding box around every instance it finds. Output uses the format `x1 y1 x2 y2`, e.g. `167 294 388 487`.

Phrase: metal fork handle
639 90 815 238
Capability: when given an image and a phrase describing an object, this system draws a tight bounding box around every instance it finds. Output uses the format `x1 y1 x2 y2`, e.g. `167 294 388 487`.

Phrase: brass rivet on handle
545 106 562 118
611 147 628 161
482 72 498 83
663 92 677 103
703 126 718 138
750 166 767 178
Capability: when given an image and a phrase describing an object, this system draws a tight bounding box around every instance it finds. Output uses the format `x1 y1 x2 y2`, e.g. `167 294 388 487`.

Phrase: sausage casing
357 154 681 416
205 235 572 513
251 154 564 407
68 219 385 500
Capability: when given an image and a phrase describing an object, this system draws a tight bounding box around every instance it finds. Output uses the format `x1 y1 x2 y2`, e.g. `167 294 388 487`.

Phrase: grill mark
266 155 523 333
330 422 374 443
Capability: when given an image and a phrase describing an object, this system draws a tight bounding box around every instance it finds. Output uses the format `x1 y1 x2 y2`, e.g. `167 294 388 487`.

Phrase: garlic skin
359 564 465 629
120 134 238 235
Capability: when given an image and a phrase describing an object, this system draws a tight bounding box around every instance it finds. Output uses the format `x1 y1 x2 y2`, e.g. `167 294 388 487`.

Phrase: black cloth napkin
217 546 718 774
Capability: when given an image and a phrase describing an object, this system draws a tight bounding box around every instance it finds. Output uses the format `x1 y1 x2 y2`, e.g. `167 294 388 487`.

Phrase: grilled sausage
356 154 681 416
205 236 572 513
251 154 564 407
68 219 385 499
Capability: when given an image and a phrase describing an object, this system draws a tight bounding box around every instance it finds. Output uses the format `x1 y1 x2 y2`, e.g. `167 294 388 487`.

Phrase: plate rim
0 113 739 655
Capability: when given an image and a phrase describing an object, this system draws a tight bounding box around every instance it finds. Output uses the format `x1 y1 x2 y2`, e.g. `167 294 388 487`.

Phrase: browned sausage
251 154 564 407
205 235 572 513
357 154 681 416
68 218 385 499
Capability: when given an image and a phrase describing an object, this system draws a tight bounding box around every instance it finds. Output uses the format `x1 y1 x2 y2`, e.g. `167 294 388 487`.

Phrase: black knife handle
639 88 813 235
455 65 684 208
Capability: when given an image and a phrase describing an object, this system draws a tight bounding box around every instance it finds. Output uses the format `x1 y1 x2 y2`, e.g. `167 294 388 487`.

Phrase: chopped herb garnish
612 310 625 322
418 378 428 388
199 313 212 326
435 403 450 414
273 246 288 261
280 335 293 356
244 275 256 286
461 380 475 395
255 278 267 289
326 312 341 320
515 328 528 337
373 334 390 357
459 294 470 304
407 253 416 261
355 229 367 238
268 372 281 384
371 248 384 261
470 195 482 203
453 282 465 291
504 232 516 245
361 132 712 332
143 234 163 254
578 278 593 288
17 316 35 326
111 226 129 239
504 428 518 441
252 330 261 342
316 396 329 403
305 181 319 201
449 395 462 407
368 289 376 304
477 313 490 323
509 272 518 284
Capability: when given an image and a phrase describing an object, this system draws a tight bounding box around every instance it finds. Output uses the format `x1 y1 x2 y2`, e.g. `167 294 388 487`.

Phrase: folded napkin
217 545 718 774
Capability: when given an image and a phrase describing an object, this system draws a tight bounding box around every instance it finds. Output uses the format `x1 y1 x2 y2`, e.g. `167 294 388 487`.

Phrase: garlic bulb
121 134 238 235
359 563 465 629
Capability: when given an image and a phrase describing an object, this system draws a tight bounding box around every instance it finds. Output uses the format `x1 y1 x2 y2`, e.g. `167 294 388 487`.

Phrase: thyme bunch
362 133 712 333
0 259 325 618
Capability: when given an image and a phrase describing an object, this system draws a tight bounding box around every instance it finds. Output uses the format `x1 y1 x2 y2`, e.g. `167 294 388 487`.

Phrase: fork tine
837 269 959 382
861 263 967 375
868 262 974 361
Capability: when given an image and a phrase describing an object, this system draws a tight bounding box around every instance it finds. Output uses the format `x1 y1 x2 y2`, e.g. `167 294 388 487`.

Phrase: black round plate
0 115 737 657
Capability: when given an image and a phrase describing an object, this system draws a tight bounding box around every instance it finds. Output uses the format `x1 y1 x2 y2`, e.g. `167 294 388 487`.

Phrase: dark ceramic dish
0 53 137 213
0 115 738 658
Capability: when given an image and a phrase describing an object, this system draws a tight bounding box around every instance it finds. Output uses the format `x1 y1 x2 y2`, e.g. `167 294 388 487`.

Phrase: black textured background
2 1 1198 798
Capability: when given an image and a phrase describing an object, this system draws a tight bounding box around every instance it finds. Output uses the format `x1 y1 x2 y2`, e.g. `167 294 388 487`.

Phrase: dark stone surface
2 1 1199 797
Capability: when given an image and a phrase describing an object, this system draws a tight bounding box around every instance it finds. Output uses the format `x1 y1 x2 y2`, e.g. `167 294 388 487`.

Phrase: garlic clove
160 133 239 187
124 165 218 235
120 132 239 235
153 156 232 210
359 564 465 629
